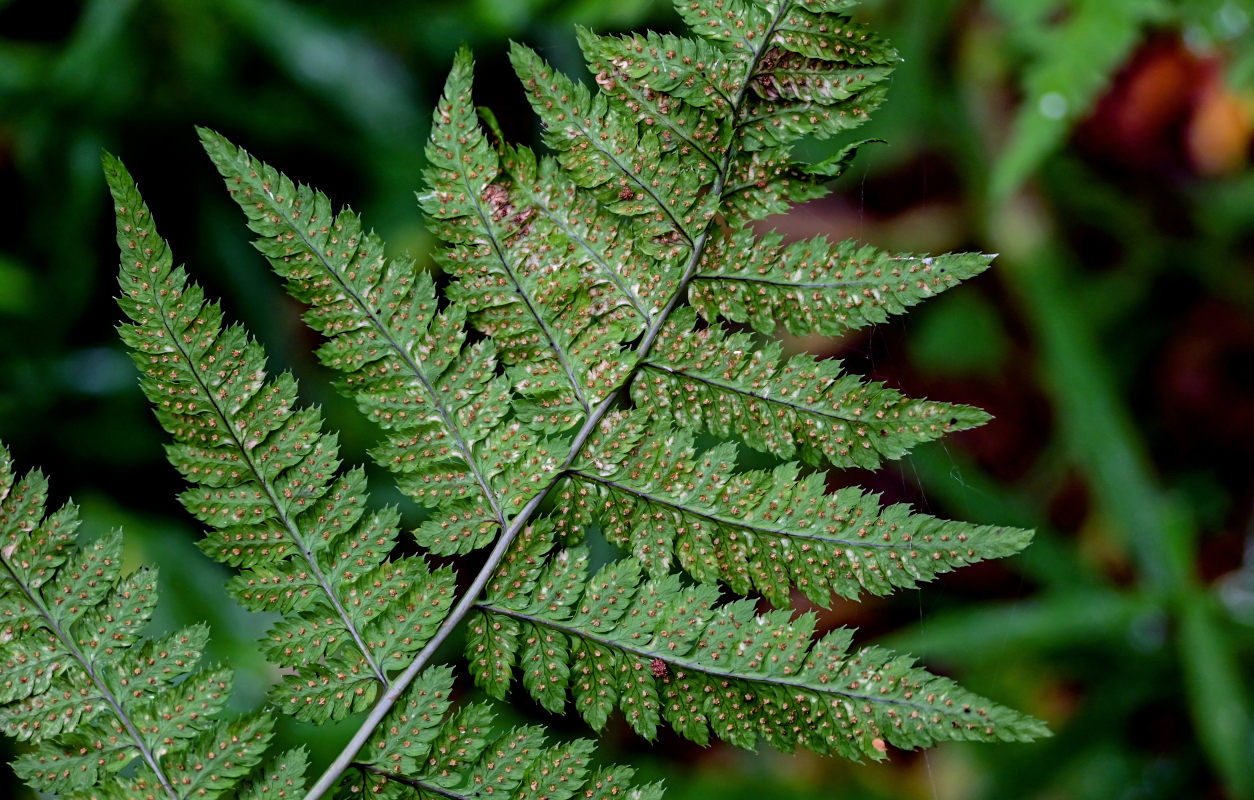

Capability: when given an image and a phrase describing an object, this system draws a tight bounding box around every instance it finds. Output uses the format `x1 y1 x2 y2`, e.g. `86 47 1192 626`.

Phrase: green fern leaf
513 41 716 256
492 138 679 326
0 444 274 799
577 27 745 113
152 714 274 799
636 309 988 469
106 154 457 721
348 665 662 800
199 128 528 555
690 228 994 336
630 1 896 157
109 623 213 702
239 747 309 800
78 1 1052 795
426 48 640 425
753 51 893 104
471 532 1048 758
559 412 1030 607
108 149 666 799
771 5 895 64
718 137 878 223
128 667 234 752
673 0 772 49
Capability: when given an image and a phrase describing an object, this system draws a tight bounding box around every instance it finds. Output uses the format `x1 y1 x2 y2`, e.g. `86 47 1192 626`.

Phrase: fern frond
582 5 891 226
106 154 457 721
345 665 664 800
636 309 988 470
239 748 309 800
468 531 1048 758
424 48 650 428
89 1 1051 795
493 141 681 326
511 42 715 251
0 444 271 799
577 27 742 116
558 412 1030 607
199 129 537 557
691 229 994 336
142 715 275 799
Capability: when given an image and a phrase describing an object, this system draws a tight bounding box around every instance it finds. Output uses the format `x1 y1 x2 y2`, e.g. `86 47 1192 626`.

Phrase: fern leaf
0 444 272 799
471 534 1048 758
87 1 1051 794
107 154 456 721
771 5 895 64
577 27 744 114
558 412 1030 607
199 129 529 555
512 42 714 251
239 747 309 800
152 714 274 799
636 309 988 469
752 51 893 104
493 141 680 328
347 665 663 800
673 0 772 49
717 137 878 224
424 48 645 427
691 228 994 336
584 2 892 229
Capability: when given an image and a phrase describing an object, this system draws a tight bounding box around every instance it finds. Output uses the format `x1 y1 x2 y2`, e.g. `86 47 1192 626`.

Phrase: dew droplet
1037 92 1068 120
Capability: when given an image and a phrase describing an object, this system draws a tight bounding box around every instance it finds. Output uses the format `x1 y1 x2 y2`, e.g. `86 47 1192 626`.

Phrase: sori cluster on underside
1 0 1048 797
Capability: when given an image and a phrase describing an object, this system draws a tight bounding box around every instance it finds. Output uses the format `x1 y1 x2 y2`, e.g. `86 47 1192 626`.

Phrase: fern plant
4 0 1049 796
0 443 295 799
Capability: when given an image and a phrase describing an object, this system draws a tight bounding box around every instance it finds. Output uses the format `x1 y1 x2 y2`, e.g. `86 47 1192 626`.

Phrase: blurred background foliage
2 0 1254 797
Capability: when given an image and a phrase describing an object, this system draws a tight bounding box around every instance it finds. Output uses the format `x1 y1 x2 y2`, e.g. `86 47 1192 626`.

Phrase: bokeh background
2 0 1253 798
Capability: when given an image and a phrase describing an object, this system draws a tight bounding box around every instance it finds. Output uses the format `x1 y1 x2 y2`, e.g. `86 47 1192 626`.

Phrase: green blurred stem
992 198 1253 798
1180 592 1254 798
1007 245 1187 588
879 589 1153 659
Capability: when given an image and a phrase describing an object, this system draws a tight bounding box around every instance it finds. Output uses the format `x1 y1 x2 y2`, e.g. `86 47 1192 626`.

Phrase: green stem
995 206 1253 798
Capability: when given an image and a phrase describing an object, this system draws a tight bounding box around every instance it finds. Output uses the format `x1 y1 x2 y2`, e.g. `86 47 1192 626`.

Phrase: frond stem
632 1 792 357
690 273 915 289
301 390 620 800
570 469 906 550
637 359 871 425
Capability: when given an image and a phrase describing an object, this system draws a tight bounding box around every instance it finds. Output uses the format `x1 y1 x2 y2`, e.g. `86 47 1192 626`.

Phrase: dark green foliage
1 1 1056 797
